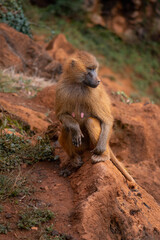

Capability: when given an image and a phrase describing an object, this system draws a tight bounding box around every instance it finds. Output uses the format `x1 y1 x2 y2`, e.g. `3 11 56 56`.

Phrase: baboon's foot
60 155 83 177
71 155 83 168
60 167 72 177
91 152 110 164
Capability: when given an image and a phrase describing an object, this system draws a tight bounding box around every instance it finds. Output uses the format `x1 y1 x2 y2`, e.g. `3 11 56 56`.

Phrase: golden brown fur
55 50 135 183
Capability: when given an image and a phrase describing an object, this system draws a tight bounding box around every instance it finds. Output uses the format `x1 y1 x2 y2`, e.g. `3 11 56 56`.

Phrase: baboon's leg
85 117 112 163
58 127 83 169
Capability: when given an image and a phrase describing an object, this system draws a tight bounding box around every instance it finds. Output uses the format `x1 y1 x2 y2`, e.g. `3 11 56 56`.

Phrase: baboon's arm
59 113 84 147
92 121 112 155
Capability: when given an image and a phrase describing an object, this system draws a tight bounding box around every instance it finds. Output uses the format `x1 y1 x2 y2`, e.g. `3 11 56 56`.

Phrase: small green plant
40 224 73 240
40 224 56 240
0 110 31 136
18 208 54 230
0 133 55 171
0 0 31 36
53 237 66 240
0 174 16 199
0 223 10 234
0 173 29 200
112 91 139 104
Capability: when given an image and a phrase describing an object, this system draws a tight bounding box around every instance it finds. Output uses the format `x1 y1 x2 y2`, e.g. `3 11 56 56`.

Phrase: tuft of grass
40 224 75 240
112 91 140 104
0 112 31 136
0 223 10 234
18 208 54 230
0 134 30 171
0 70 42 96
0 173 30 200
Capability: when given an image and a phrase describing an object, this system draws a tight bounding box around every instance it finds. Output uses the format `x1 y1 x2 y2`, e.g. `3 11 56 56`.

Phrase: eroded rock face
0 93 50 133
110 100 160 204
70 160 160 240
0 23 61 80
86 0 160 41
46 34 76 65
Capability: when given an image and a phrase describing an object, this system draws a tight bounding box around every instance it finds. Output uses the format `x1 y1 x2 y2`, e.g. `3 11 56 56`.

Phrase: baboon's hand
91 144 106 155
71 128 84 147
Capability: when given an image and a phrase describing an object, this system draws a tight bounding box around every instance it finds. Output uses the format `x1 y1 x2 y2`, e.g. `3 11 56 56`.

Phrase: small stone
44 186 49 191
112 15 127 35
21 163 27 169
31 227 38 231
5 213 12 219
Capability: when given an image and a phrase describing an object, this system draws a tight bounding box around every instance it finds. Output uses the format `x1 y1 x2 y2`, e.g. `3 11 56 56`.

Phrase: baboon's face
69 52 100 88
83 67 100 88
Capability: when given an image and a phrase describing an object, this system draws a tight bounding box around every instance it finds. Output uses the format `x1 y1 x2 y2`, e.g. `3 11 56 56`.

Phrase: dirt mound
0 93 50 133
70 158 160 240
34 84 58 122
110 99 160 204
35 84 160 204
0 23 61 80
34 85 56 110
46 34 76 65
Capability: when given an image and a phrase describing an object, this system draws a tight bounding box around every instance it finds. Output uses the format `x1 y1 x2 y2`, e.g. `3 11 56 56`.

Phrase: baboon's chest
71 105 90 121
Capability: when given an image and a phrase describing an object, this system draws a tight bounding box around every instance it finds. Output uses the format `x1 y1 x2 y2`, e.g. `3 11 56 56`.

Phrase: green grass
0 223 10 234
40 224 74 240
18 208 54 230
0 109 55 171
0 173 30 200
112 91 140 104
0 133 55 171
0 112 31 136
0 70 41 96
0 119 55 199
22 2 160 103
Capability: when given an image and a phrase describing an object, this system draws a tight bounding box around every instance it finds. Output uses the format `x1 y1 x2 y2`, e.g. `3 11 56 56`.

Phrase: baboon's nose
97 78 101 83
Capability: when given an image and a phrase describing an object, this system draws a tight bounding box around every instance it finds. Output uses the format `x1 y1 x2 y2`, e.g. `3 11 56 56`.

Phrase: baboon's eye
87 67 95 71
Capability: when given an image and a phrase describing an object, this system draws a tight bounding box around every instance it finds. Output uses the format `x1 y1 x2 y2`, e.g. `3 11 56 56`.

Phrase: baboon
55 51 135 183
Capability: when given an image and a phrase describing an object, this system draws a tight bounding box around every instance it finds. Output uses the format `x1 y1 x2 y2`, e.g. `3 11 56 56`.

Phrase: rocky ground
0 23 160 240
